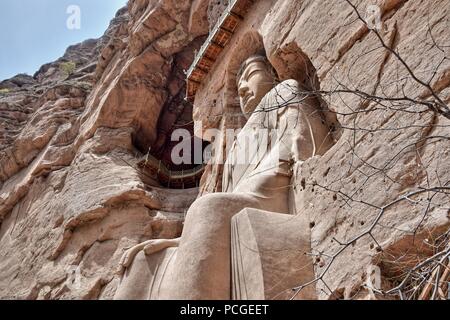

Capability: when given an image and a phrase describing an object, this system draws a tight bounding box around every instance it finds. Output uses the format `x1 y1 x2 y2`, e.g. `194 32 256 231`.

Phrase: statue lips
243 94 255 114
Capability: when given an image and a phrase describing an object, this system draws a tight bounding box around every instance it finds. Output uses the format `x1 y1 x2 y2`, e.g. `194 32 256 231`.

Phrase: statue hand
117 238 181 275
143 237 180 255
117 240 155 275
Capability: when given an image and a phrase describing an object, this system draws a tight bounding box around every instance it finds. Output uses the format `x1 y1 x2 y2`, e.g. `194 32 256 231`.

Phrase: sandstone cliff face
268 0 449 299
0 0 206 299
1 0 449 300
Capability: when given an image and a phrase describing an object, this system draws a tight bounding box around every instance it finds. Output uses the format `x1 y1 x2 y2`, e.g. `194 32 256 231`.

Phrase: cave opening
133 91 210 190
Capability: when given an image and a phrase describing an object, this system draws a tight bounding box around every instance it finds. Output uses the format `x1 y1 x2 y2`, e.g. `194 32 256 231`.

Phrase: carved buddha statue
114 54 336 300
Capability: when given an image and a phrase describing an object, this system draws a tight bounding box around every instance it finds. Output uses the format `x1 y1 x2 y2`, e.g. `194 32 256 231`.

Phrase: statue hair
236 54 279 86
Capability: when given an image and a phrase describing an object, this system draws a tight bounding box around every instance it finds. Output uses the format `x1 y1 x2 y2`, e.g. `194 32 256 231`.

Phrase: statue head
237 55 278 118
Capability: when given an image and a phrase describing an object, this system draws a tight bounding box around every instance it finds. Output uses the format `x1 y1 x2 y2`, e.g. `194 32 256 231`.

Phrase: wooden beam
185 0 254 101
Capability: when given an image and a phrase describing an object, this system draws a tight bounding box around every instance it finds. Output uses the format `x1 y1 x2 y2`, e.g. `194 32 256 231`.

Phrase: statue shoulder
276 79 301 89
271 79 302 96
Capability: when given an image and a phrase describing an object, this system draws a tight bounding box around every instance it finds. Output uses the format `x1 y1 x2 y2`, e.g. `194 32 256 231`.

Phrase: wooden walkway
138 154 205 189
186 0 254 102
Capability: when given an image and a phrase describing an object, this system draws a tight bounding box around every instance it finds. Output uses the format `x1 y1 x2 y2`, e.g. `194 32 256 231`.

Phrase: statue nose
239 83 249 98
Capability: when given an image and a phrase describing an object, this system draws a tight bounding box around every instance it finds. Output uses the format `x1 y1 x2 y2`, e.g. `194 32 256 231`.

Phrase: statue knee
188 193 227 217
187 193 259 222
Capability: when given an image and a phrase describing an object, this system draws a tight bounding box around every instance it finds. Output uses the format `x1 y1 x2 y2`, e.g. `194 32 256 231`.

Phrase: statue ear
291 132 304 162
291 131 316 162
267 63 280 83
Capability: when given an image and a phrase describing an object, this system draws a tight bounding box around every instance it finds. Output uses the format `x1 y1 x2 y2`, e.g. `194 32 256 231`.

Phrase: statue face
237 60 275 118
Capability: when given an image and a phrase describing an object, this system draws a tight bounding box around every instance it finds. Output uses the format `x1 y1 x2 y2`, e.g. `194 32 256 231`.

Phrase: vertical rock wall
0 0 208 299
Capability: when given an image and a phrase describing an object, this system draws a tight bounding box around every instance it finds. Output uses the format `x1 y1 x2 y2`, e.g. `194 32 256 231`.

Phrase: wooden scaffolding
186 0 254 102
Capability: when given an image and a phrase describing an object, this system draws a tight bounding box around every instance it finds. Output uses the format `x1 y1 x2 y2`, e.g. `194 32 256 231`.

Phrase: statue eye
247 70 259 80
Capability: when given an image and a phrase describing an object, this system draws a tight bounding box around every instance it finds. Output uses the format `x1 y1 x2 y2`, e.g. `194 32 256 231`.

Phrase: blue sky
0 0 127 81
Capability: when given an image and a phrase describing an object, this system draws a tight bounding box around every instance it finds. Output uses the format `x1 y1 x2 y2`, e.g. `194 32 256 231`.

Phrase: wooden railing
138 153 205 189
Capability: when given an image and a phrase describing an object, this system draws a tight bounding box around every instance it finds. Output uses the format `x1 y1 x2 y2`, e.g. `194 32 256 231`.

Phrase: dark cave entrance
133 96 210 190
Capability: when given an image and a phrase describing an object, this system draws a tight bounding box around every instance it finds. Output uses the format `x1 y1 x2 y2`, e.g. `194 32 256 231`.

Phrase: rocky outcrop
0 0 207 299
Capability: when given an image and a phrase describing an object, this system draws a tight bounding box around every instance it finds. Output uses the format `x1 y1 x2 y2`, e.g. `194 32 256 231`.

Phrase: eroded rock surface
0 0 205 299
1 0 449 300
